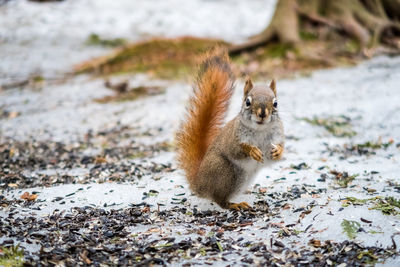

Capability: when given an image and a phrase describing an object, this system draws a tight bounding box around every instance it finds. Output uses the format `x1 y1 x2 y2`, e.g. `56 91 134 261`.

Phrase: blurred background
3 0 399 89
0 0 275 83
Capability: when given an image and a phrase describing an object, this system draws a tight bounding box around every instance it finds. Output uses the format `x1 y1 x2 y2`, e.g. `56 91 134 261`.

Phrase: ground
1 0 400 266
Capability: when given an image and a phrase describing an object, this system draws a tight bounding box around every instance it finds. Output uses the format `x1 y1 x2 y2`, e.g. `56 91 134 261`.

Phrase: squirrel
176 50 284 210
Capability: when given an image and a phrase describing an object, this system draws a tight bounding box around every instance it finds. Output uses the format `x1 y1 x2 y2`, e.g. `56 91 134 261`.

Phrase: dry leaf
20 192 37 201
141 206 150 213
94 156 107 164
8 111 19 119
80 250 92 265
259 187 268 193
309 239 322 247
197 229 206 235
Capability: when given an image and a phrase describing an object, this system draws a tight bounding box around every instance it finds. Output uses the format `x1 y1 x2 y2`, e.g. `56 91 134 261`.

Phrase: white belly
232 157 270 193
234 129 277 191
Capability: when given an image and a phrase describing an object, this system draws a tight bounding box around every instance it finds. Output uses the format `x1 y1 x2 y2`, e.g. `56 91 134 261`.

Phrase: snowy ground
1 0 400 266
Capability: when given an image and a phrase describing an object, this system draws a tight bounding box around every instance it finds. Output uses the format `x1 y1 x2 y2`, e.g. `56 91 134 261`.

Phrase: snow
2 56 400 258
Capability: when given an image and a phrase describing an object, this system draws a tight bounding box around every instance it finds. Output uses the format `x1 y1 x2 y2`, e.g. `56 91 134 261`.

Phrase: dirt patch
323 139 395 158
301 115 357 137
74 33 379 81
0 125 175 189
0 204 397 266
95 80 165 103
85 33 127 48
75 37 228 79
343 196 400 216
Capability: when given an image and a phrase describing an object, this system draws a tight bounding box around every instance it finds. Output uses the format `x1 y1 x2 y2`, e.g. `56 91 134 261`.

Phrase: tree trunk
229 0 400 55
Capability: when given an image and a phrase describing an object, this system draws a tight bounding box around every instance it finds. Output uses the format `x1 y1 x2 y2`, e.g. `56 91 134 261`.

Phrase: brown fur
193 118 247 208
243 76 253 96
270 79 276 96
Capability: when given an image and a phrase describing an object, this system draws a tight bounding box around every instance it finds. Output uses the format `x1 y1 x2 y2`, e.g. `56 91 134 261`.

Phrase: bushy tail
176 50 235 183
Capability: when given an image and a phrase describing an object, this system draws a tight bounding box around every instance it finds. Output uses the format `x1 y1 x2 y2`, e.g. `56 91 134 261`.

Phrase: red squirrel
176 50 284 210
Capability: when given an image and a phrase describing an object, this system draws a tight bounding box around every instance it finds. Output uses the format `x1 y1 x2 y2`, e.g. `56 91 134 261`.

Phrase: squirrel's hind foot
228 202 252 211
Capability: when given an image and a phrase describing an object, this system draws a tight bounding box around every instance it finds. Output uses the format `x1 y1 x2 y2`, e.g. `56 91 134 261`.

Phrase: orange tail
176 50 235 183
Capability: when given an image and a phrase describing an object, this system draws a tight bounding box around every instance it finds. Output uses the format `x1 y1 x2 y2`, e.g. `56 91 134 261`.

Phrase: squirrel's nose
257 108 267 119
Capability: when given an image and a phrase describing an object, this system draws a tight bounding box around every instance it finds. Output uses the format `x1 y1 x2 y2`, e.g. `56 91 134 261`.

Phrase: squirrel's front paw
271 144 283 160
250 146 264 163
241 143 264 163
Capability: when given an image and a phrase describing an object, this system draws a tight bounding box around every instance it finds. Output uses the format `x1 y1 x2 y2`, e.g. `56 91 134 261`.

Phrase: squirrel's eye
273 98 278 108
245 97 252 108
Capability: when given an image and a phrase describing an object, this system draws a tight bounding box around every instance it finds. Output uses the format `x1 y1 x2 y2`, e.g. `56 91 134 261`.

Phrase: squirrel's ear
244 76 253 96
269 79 276 96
